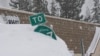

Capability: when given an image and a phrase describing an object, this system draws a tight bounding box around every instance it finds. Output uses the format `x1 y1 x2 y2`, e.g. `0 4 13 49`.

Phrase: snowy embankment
0 24 72 56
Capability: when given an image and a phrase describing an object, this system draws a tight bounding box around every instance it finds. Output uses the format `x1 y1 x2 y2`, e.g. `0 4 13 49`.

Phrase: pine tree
56 0 85 20
9 0 33 11
50 0 61 16
51 0 56 16
92 0 100 23
32 0 42 12
83 7 91 22
9 0 19 9
32 0 49 14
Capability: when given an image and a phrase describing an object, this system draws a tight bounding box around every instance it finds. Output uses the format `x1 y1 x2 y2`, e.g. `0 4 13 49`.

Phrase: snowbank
0 15 20 24
0 24 72 56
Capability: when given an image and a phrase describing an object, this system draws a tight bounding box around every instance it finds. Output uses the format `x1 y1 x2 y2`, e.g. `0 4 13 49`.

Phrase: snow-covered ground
0 24 72 56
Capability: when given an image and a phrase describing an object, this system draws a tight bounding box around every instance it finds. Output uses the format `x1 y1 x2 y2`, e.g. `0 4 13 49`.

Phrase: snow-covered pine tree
56 0 85 20
32 0 42 13
19 0 29 11
81 7 91 22
9 0 33 11
51 0 56 16
42 0 49 14
92 0 100 23
32 0 49 14
9 0 19 9
50 0 61 16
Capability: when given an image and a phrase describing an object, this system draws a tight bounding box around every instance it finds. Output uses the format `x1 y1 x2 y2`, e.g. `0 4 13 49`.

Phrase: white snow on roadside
0 24 72 56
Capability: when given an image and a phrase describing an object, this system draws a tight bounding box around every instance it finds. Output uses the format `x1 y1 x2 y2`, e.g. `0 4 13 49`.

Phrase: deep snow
0 24 72 56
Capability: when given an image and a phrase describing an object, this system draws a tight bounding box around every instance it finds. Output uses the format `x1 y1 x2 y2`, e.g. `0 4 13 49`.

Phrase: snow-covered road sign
29 13 46 26
34 25 56 40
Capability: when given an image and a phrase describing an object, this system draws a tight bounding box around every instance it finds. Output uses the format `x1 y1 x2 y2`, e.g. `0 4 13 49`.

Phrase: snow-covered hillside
0 24 72 56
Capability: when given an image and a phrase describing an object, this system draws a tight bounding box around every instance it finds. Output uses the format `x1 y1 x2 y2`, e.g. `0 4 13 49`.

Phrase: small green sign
34 25 57 40
29 13 46 26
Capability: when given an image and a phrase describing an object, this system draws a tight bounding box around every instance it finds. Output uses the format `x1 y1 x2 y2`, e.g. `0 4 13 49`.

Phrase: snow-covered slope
0 24 72 56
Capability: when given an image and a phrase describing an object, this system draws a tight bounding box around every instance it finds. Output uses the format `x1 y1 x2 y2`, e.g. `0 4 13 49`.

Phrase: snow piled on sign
0 24 72 56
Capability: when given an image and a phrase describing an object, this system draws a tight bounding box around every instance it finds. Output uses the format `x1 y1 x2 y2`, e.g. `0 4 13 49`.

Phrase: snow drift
0 24 72 56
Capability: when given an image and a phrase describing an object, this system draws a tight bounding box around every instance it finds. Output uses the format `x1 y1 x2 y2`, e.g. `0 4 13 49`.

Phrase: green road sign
34 25 57 40
29 13 46 26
